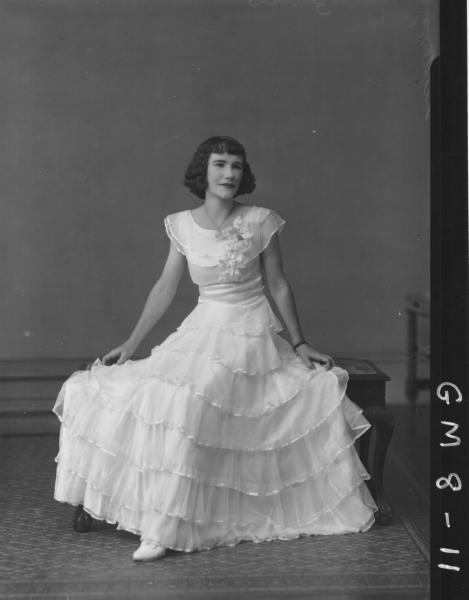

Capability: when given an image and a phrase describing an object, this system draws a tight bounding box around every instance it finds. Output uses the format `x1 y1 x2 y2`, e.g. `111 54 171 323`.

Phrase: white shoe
132 540 167 562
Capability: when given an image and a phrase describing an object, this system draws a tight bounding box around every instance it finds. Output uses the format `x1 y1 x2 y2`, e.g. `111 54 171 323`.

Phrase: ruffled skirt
53 293 377 552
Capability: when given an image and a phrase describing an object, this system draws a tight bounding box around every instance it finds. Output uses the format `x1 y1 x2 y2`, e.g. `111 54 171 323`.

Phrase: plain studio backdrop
0 0 435 363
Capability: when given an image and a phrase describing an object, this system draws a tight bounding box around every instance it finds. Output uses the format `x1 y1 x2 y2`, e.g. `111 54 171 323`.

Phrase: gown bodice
164 205 286 306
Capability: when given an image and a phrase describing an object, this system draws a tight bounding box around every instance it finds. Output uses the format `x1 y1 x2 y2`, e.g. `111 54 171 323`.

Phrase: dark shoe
72 505 93 533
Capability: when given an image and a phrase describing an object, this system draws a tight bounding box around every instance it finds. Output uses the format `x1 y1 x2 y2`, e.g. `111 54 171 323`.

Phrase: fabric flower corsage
216 216 254 280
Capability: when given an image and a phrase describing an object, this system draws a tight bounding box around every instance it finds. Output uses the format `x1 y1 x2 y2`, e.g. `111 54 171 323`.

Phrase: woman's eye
211 162 242 171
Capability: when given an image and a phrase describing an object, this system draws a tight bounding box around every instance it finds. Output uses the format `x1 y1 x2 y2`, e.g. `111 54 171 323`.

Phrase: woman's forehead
208 152 244 163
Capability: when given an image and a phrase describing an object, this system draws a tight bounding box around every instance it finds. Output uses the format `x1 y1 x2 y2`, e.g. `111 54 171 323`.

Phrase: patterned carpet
0 425 429 600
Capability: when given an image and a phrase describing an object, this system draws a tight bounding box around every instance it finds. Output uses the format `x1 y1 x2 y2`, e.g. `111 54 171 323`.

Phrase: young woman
53 136 377 562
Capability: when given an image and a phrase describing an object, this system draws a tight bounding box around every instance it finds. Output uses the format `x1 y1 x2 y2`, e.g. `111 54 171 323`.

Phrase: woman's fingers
102 343 135 366
103 349 121 366
307 356 323 370
315 353 334 369
311 354 334 370
116 352 128 365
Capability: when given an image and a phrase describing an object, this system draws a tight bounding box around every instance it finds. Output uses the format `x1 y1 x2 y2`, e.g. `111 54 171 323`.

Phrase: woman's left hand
295 344 335 370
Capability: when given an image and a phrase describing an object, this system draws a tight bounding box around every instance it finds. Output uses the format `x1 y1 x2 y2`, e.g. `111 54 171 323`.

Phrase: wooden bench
335 357 394 526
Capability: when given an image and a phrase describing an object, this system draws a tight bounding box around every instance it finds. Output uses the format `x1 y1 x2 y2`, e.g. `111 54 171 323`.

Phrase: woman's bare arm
103 242 186 365
261 234 334 370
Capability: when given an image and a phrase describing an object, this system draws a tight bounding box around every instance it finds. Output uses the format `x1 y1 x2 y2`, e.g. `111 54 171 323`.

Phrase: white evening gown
53 205 377 552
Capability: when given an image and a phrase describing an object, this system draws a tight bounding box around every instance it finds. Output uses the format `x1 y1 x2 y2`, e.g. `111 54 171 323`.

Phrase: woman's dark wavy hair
184 136 256 199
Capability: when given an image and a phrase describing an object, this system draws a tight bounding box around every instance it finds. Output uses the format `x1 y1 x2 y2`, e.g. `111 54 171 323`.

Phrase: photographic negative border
431 2 469 598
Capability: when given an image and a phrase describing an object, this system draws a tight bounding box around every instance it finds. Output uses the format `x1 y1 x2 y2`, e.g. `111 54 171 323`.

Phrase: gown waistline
198 275 265 306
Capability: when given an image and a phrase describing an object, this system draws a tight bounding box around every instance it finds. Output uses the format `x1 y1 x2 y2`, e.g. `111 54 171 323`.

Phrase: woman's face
205 153 244 200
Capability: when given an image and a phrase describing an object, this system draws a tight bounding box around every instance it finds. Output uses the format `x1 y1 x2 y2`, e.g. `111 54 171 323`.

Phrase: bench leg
363 407 395 526
359 427 372 472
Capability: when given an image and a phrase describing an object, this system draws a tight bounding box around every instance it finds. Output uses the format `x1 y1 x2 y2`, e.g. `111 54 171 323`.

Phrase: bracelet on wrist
293 340 307 351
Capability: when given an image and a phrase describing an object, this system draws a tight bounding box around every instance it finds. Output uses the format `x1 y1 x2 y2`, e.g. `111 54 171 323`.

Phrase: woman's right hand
102 341 137 366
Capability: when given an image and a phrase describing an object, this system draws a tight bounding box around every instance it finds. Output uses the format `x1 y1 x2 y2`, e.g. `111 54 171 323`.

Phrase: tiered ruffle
54 294 377 552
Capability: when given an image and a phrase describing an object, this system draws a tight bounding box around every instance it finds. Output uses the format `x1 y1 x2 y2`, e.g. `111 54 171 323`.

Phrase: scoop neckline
189 205 253 232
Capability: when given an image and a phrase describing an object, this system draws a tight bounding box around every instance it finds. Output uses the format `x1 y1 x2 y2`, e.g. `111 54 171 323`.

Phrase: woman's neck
203 196 237 223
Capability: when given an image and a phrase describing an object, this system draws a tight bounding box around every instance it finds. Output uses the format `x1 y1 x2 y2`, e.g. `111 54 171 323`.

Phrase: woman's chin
209 190 237 202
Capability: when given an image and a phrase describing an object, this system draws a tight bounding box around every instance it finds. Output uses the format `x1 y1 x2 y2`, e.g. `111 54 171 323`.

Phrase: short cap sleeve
259 210 286 252
164 212 189 255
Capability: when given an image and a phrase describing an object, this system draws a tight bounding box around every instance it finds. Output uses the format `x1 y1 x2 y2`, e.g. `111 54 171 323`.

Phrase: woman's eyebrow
210 159 243 166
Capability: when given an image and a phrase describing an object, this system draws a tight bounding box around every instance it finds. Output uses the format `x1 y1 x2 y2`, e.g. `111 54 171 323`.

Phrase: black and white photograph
1 1 464 599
